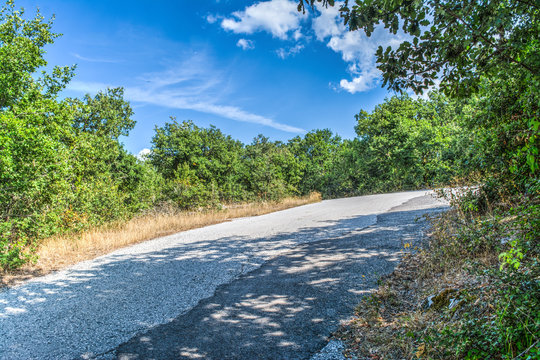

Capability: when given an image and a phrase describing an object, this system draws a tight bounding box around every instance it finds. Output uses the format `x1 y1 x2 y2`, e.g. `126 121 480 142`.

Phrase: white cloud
311 4 342 40
276 43 304 59
137 148 151 161
213 1 405 93
68 54 305 134
292 29 303 41
237 38 255 50
206 14 219 24
339 69 380 93
312 3 404 93
221 0 304 40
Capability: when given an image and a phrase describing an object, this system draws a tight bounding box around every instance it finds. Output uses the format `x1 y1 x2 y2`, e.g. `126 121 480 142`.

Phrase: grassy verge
1 192 321 288
336 187 539 359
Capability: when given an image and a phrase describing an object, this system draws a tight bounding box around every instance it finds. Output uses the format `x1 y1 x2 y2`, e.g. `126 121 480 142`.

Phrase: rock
422 295 435 310
422 288 458 310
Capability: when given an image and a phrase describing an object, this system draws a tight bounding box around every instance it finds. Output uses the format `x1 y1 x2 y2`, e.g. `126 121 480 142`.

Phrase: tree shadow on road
113 206 447 360
0 206 447 360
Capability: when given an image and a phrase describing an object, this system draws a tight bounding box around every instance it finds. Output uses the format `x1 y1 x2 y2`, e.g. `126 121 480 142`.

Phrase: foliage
0 0 74 109
150 119 245 207
288 129 342 197
299 0 540 188
351 93 468 193
299 0 539 96
0 1 161 269
242 135 301 201
69 87 135 139
148 100 471 206
336 187 539 360
420 197 540 359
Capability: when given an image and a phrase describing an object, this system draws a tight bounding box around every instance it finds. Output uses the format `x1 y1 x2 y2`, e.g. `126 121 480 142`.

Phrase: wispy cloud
237 38 255 50
124 87 305 133
276 43 304 59
69 81 112 93
68 54 305 134
72 53 122 63
206 14 219 24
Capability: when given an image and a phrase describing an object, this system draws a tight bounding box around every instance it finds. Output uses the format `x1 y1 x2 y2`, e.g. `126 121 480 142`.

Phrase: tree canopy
299 0 539 96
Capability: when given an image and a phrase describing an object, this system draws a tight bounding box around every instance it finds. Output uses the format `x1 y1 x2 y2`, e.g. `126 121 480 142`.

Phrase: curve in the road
0 191 447 360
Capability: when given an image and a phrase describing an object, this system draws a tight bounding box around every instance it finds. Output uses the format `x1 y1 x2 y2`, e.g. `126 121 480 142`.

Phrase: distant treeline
150 91 476 205
0 2 491 269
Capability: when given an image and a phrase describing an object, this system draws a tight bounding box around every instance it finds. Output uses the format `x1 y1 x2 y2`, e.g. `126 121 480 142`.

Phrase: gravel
311 340 349 360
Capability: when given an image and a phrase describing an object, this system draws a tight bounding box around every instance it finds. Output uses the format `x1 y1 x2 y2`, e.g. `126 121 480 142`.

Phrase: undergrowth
338 181 539 359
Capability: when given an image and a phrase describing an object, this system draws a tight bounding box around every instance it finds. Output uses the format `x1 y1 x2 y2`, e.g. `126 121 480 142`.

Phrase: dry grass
337 252 428 359
336 198 533 360
1 192 321 287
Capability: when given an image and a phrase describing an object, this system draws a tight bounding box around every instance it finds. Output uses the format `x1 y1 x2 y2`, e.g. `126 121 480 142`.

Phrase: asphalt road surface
0 191 448 359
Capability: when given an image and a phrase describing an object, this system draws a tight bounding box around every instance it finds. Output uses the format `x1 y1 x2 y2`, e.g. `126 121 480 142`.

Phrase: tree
0 0 75 109
299 0 539 96
287 129 343 195
352 94 467 192
299 0 538 177
150 119 245 206
0 1 160 269
0 1 77 268
242 135 300 200
69 87 135 140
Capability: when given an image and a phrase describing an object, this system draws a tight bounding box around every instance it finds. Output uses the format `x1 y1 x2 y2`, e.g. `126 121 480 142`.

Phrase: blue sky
17 0 404 156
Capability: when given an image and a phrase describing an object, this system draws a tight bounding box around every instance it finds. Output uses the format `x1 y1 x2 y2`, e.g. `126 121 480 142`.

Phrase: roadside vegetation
337 186 539 359
1 193 320 287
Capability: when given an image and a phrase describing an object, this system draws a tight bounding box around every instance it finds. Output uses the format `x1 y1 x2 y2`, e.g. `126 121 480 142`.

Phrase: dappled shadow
0 203 447 360
114 206 447 360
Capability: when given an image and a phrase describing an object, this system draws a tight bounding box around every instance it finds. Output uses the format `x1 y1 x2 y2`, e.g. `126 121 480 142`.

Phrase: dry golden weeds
1 192 321 287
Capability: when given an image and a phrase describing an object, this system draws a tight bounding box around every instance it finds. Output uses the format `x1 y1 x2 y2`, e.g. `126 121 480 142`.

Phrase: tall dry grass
1 193 321 287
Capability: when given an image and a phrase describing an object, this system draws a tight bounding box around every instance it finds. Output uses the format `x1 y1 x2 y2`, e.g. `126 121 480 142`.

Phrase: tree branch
441 6 537 74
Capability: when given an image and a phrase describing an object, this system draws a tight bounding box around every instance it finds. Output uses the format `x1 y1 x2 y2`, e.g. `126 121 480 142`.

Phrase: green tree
0 0 75 109
150 119 245 206
298 0 539 176
69 87 135 139
299 0 539 96
288 129 343 196
352 94 466 193
0 1 76 268
0 1 161 269
242 135 300 200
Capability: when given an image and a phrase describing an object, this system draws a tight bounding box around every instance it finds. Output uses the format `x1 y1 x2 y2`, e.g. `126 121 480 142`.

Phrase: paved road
0 191 447 359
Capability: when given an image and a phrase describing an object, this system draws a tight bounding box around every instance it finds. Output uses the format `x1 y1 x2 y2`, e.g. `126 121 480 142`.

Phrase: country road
0 191 448 359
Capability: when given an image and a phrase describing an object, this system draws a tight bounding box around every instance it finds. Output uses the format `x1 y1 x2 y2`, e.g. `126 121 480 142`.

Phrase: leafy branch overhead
298 0 539 95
